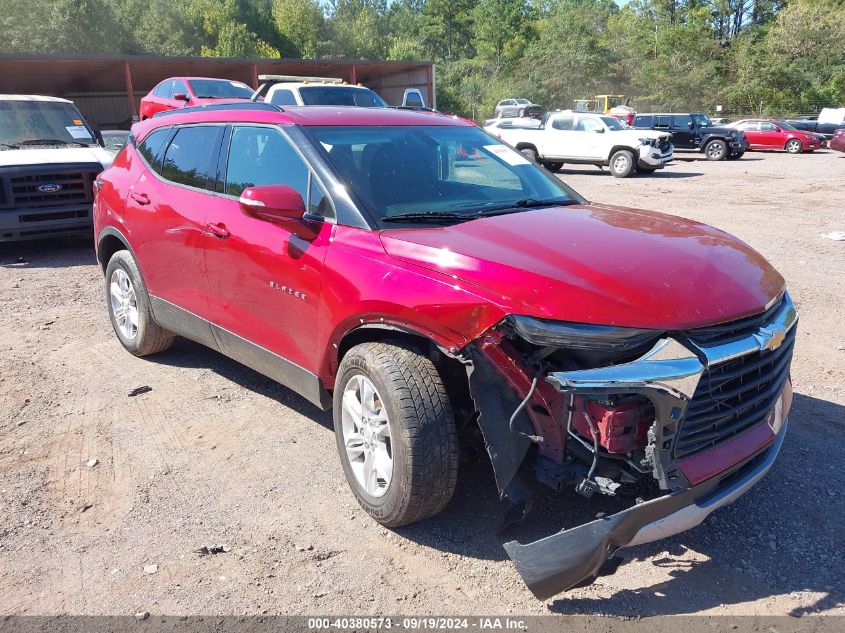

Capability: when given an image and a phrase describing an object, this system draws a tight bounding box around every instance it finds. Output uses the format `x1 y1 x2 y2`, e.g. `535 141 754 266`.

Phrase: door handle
130 191 150 205
204 222 230 239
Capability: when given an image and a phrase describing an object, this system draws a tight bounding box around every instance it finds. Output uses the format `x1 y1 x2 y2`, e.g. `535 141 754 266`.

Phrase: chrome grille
675 323 795 459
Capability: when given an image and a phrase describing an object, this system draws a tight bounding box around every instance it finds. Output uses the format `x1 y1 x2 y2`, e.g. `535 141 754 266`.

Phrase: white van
0 95 113 241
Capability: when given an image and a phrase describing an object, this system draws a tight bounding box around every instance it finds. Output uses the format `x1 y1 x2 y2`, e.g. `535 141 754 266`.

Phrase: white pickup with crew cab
485 110 673 178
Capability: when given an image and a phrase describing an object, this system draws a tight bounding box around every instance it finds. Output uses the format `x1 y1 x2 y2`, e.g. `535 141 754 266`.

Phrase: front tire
519 147 538 162
334 341 459 527
609 150 635 177
785 139 802 154
705 139 727 160
105 250 173 357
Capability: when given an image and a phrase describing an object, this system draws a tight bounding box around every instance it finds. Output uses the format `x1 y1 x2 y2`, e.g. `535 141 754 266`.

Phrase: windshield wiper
18 139 89 147
382 211 473 224
470 198 580 216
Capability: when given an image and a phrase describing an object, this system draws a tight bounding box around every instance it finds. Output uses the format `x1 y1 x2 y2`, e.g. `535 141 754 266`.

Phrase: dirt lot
1 150 843 617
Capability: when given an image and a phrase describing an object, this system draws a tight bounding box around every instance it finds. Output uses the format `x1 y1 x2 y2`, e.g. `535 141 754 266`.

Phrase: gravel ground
1 150 843 617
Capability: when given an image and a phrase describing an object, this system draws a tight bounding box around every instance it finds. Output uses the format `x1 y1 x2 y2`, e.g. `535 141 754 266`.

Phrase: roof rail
151 102 283 119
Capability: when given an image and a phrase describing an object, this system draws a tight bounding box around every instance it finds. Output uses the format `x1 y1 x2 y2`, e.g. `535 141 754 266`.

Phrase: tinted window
551 116 573 131
153 81 172 98
160 126 220 189
137 128 171 170
269 89 297 106
188 79 252 99
634 115 653 127
672 115 692 129
299 86 386 107
404 91 424 107
172 80 189 98
655 115 671 128
225 126 309 201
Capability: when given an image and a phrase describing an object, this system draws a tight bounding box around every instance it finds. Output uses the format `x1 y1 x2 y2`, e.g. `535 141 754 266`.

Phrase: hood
379 204 784 330
0 146 113 169
623 129 671 142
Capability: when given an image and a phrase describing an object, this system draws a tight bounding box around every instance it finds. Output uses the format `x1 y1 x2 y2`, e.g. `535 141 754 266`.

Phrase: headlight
639 137 656 147
507 315 663 351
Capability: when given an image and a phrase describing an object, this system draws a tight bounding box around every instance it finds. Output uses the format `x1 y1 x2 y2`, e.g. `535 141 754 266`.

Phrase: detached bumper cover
505 421 787 600
637 143 673 169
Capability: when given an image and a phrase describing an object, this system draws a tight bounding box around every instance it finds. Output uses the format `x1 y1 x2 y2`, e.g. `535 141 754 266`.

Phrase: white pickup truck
485 110 673 177
0 95 114 241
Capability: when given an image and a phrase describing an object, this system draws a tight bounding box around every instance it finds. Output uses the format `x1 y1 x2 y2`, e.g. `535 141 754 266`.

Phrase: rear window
137 128 171 168
160 126 221 190
672 115 692 128
299 86 386 107
655 115 671 129
268 89 297 106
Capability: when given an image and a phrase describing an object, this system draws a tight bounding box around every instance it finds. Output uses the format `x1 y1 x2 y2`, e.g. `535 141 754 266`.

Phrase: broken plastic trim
504 422 787 600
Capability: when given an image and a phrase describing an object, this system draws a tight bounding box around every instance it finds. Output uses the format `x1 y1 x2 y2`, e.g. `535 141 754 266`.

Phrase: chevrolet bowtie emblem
758 327 786 352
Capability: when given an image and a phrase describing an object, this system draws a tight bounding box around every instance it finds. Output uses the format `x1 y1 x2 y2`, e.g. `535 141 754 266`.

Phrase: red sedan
139 77 253 120
730 118 822 153
830 128 845 153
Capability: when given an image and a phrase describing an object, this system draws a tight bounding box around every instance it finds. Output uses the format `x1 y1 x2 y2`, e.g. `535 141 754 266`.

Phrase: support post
124 62 137 122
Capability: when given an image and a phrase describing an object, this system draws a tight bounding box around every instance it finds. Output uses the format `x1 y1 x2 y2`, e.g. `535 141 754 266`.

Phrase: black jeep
633 112 748 160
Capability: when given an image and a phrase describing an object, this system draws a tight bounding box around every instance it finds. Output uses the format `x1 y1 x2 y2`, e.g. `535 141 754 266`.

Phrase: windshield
692 113 712 128
0 100 95 148
776 120 798 131
601 116 625 131
299 86 387 107
306 125 583 226
188 79 252 99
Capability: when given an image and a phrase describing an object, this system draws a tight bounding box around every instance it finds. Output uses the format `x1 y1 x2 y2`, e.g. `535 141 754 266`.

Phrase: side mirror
239 185 306 225
173 93 189 102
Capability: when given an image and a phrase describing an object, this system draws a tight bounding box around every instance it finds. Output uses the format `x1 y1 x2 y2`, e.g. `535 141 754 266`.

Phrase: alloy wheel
341 374 393 498
707 142 725 160
109 268 139 340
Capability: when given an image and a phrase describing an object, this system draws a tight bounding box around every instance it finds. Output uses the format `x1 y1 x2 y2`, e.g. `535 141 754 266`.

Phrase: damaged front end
463 293 798 599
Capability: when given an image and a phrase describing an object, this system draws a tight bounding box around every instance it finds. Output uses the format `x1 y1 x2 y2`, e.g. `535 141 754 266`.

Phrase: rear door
737 122 763 148
543 114 575 158
127 124 224 338
671 115 696 149
202 124 334 380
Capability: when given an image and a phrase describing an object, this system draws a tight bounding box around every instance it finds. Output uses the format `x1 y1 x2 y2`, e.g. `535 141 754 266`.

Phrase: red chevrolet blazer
93 103 796 599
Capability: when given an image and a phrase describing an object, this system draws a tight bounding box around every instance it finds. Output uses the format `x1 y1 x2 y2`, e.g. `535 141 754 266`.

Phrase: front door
671 115 696 149
203 124 334 395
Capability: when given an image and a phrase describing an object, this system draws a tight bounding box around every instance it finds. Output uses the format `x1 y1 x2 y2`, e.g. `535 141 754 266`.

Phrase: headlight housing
639 137 657 147
507 315 663 352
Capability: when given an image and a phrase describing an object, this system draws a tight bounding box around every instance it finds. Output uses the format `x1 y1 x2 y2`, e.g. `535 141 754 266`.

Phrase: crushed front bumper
503 293 797 599
505 420 787 599
637 143 673 169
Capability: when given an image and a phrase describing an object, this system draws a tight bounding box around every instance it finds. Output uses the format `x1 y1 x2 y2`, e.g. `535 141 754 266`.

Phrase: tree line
1 0 843 121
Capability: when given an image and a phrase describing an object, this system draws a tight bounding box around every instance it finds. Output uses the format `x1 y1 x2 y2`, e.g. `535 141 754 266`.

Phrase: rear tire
334 341 459 528
705 139 727 161
785 139 803 154
609 150 635 177
105 250 173 357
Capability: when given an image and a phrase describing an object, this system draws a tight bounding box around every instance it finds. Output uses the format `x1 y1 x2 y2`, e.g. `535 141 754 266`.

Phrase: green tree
273 0 324 57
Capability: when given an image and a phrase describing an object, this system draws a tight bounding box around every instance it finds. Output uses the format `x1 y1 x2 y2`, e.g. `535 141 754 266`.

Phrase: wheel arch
514 142 538 154
97 226 136 274
608 144 637 161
